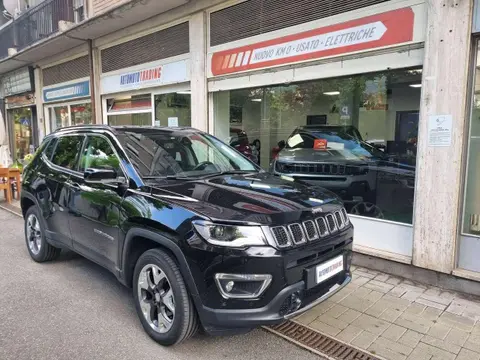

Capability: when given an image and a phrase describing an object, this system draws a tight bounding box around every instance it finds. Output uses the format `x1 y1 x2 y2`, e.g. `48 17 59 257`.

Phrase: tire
133 248 199 346
24 206 61 262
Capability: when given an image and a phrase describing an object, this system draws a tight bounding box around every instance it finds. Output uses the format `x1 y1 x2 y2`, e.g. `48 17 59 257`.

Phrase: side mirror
84 167 118 183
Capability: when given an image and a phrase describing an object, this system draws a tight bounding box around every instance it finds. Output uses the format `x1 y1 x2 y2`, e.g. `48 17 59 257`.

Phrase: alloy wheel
137 264 175 334
26 214 42 255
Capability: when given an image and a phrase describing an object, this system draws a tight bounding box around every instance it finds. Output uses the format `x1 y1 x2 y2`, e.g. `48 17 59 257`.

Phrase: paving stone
374 274 390 282
294 310 318 325
410 342 456 360
306 300 335 316
351 331 377 350
421 307 443 321
352 287 373 299
364 280 395 294
405 303 427 315
355 271 377 279
389 286 408 298
394 316 430 334
340 295 377 313
421 335 461 355
473 323 480 335
445 302 466 316
365 290 384 303
401 312 436 328
383 294 412 311
309 319 342 337
326 304 349 318
398 329 423 348
415 297 448 311
456 348 480 360
317 313 349 330
438 312 476 332
444 328 468 347
351 314 390 336
402 291 424 302
401 280 427 291
350 265 358 272
419 293 454 306
351 276 371 287
328 288 353 303
336 324 363 343
423 287 442 297
368 342 407 360
464 339 480 353
427 323 451 340
409 342 456 360
382 324 408 342
462 310 480 322
373 336 414 357
380 308 402 323
356 267 380 275
386 276 403 286
337 309 362 324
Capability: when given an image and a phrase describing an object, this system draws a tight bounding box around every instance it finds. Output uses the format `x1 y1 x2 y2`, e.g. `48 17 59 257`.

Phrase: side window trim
48 134 86 176
81 134 128 180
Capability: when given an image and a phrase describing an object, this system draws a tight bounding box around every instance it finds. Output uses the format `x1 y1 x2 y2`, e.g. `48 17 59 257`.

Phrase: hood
277 148 369 164
148 172 342 225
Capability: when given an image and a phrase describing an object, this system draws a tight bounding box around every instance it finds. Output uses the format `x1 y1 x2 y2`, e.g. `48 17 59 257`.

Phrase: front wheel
133 248 199 346
24 206 61 262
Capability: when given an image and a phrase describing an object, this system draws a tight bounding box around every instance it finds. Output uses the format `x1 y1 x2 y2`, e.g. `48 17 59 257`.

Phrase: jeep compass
21 125 353 346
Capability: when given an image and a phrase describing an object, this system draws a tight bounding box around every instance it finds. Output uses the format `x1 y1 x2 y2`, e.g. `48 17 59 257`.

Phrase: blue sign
43 80 90 102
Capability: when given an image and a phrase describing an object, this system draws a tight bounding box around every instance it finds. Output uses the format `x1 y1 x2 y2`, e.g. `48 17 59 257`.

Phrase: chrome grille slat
270 208 348 248
303 220 318 241
288 223 306 245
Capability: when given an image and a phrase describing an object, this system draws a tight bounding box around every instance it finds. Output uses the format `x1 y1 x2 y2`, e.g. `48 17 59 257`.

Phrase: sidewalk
0 197 21 216
293 266 480 360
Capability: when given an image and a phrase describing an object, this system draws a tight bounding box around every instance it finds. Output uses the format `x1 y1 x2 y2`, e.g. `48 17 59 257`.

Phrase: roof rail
54 124 114 133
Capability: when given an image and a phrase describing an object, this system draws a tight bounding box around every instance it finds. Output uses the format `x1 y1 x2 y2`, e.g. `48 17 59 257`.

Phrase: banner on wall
101 59 189 94
211 7 415 76
43 80 90 103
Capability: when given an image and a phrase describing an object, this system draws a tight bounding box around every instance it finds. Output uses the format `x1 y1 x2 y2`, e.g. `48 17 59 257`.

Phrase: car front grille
271 208 350 248
276 162 367 176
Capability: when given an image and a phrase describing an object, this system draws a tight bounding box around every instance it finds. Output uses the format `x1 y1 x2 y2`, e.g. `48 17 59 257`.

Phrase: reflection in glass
106 94 152 126
10 107 33 161
214 68 422 224
463 41 480 235
71 103 92 125
49 106 69 131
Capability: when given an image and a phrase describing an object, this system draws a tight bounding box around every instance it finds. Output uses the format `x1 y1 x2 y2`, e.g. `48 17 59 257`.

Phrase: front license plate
316 255 344 284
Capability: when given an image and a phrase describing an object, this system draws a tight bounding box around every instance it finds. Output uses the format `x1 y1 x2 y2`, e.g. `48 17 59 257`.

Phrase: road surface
0 209 321 360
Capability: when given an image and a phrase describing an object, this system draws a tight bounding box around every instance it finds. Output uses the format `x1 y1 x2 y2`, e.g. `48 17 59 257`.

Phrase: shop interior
8 107 33 161
214 68 422 224
48 102 92 132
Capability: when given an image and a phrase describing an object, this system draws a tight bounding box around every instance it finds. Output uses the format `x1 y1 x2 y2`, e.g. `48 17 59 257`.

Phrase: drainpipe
87 38 96 124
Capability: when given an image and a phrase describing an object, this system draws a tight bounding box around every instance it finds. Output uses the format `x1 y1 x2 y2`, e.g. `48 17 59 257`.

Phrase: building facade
0 0 479 282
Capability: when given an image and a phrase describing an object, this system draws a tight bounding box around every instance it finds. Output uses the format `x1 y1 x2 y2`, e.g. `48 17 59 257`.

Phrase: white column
92 46 103 124
189 12 208 132
34 67 45 142
412 0 473 273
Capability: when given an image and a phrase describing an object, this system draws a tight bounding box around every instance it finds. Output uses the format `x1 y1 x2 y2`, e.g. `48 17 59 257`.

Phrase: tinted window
43 139 57 160
79 136 121 174
51 136 84 170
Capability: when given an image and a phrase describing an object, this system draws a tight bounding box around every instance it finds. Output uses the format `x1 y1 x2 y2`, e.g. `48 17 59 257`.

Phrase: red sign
314 139 328 150
211 7 414 76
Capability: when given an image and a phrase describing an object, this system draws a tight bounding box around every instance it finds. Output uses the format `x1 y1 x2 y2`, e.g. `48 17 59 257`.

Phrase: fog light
215 274 272 299
225 281 235 293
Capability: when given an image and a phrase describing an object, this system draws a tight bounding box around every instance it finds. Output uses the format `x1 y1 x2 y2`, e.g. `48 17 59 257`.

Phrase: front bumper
200 271 351 332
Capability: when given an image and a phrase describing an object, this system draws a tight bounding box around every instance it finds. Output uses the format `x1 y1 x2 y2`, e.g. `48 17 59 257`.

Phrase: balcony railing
0 0 80 60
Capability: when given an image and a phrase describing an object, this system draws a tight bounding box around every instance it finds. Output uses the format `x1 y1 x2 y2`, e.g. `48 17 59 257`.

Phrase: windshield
117 130 258 178
286 129 385 160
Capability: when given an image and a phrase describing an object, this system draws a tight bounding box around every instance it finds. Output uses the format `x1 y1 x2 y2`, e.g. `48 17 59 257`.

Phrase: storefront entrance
8 107 34 161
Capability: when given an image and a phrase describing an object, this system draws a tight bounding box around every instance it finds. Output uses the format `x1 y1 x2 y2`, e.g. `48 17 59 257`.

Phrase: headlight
192 220 267 248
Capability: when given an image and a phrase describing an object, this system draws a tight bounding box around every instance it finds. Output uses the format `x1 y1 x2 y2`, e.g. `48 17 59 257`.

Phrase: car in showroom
20 125 352 346
271 125 416 219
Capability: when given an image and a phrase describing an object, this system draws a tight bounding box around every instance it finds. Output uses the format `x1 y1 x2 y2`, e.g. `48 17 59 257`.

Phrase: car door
67 133 125 271
43 135 86 248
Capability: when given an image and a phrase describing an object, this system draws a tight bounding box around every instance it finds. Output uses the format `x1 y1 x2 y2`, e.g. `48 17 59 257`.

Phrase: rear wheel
133 248 199 346
24 206 61 262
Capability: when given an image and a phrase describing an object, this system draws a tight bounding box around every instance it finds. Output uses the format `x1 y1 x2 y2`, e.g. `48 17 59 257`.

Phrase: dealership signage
101 59 189 94
211 7 415 76
43 80 90 103
2 67 34 96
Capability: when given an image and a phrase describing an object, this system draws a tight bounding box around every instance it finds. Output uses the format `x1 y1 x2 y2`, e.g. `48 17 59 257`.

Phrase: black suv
21 125 353 346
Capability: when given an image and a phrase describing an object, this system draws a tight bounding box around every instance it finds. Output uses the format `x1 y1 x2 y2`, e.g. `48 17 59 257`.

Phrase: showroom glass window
213 68 422 224
463 41 480 236
106 94 152 126
154 92 191 127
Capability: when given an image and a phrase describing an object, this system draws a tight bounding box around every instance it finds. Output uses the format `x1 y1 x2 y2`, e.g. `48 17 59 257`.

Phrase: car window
43 138 57 160
79 136 121 174
51 136 84 170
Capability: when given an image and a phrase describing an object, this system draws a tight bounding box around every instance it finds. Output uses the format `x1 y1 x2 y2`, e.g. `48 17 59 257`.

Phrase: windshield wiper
199 170 259 178
143 175 191 180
